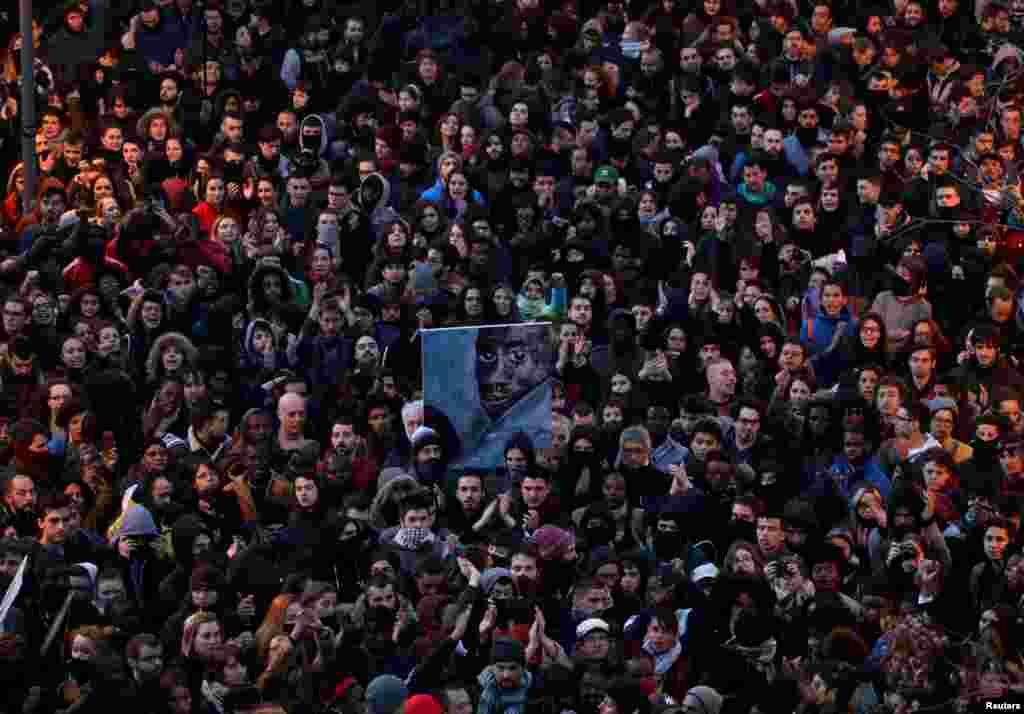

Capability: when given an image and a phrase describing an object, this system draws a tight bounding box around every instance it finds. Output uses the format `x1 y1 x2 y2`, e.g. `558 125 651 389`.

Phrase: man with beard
808 541 863 621
119 633 166 708
381 426 449 491
442 472 494 538
156 73 183 127
870 484 951 575
349 334 381 400
476 638 532 714
356 576 418 676
320 413 376 501
782 101 822 178
0 474 35 536
598 400 626 463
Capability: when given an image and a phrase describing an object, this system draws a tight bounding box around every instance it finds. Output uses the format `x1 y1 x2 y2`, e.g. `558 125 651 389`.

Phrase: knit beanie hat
118 506 159 540
411 426 442 455
492 637 526 665
366 675 408 714
533 526 573 559
606 679 651 714
684 686 724 714
480 567 513 595
404 695 443 714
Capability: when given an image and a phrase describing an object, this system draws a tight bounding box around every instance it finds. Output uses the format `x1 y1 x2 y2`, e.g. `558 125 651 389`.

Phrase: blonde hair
181 611 220 658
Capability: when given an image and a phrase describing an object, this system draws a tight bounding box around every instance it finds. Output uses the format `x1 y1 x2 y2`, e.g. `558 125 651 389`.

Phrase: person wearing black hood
160 563 242 656
591 309 643 381
565 426 602 504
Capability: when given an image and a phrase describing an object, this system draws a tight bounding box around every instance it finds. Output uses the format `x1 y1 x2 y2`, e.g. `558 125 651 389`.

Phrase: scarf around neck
642 638 682 675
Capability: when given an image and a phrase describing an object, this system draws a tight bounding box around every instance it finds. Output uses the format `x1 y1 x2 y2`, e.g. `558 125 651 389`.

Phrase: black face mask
796 127 818 147
585 522 616 548
891 273 914 298
971 438 1000 462
647 422 668 445
366 605 396 631
653 532 683 560
727 518 757 545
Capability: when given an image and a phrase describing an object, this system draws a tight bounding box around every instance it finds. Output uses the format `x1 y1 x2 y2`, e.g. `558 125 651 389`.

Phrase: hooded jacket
240 318 289 373
360 172 403 238
298 113 329 158
801 303 855 357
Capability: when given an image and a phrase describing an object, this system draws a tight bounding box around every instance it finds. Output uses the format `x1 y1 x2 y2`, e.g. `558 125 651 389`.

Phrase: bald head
278 393 306 440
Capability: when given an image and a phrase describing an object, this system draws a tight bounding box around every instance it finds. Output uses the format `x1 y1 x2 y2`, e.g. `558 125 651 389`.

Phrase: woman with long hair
177 611 225 703
145 332 200 389
2 164 26 232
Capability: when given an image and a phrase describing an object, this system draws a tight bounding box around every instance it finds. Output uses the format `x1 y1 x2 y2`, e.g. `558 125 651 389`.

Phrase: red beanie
404 695 443 714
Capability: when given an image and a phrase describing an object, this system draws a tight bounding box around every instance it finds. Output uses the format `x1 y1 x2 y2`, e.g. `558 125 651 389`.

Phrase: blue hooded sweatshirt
800 302 855 356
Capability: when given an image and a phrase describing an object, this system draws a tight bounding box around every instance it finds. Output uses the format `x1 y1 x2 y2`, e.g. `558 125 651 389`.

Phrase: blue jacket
133 10 190 67
800 304 855 356
782 135 811 177
420 179 486 208
807 455 892 501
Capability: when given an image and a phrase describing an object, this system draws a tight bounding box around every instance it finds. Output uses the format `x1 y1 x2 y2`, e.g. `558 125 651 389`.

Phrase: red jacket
62 256 130 292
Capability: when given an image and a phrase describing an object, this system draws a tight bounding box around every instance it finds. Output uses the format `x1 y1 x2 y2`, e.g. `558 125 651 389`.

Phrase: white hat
690 562 720 583
576 618 611 640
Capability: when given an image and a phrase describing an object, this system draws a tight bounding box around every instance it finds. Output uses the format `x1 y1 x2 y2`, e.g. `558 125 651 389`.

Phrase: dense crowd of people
4 0 1024 712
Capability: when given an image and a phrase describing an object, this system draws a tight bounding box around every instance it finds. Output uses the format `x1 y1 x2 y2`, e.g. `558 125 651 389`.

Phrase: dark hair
37 492 72 518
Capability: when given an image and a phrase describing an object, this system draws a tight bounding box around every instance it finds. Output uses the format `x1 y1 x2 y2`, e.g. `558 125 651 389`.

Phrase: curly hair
145 331 199 384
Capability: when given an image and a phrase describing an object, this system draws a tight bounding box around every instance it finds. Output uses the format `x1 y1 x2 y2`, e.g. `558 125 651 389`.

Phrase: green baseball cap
594 165 620 184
